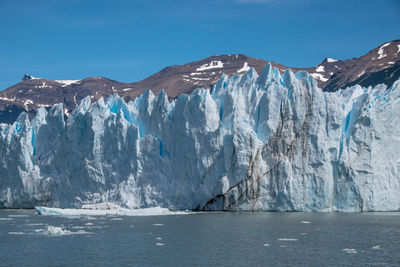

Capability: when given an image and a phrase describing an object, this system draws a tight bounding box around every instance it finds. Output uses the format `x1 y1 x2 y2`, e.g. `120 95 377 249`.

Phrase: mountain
323 40 400 91
1 64 399 211
0 40 399 124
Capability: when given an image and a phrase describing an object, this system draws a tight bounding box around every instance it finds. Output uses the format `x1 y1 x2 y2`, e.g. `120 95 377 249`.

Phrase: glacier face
1 64 399 211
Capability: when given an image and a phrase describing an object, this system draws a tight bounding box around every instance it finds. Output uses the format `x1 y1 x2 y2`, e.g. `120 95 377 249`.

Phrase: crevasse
0 64 399 211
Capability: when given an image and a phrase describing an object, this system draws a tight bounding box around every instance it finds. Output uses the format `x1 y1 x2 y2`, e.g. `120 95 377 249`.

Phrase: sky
0 0 399 90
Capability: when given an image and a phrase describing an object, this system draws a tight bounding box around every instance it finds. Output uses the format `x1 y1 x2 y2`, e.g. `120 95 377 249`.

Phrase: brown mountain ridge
0 40 399 123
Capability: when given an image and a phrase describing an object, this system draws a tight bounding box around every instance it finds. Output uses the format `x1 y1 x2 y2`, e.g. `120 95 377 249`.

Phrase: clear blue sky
0 0 399 90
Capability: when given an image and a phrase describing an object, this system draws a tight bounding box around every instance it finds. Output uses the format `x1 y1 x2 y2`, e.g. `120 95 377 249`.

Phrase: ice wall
1 64 399 211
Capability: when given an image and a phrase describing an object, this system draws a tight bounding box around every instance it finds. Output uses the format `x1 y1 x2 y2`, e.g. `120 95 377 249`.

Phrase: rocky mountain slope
0 40 399 123
1 63 399 211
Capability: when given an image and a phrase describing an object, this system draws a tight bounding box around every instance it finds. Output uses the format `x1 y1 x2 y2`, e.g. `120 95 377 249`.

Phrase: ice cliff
1 64 399 211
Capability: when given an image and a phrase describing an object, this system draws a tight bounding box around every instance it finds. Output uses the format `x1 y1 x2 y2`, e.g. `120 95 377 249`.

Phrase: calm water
0 210 399 266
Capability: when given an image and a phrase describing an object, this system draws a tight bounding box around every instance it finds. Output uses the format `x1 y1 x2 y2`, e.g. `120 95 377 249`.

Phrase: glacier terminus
1 64 399 211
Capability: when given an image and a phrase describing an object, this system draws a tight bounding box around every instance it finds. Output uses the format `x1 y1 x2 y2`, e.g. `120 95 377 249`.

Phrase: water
1 210 399 266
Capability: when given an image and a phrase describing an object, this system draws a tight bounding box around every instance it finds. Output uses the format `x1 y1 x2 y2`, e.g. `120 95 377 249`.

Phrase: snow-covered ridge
1 64 399 211
326 58 338 63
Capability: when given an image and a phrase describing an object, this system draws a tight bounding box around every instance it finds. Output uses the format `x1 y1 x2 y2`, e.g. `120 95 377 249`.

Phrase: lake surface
0 210 399 266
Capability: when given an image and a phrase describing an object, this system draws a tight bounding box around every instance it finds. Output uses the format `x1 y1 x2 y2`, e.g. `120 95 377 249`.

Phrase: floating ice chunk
300 221 311 224
36 205 189 217
81 203 121 210
278 238 298 241
47 226 71 236
71 226 85 229
156 243 165 246
46 226 92 236
8 232 24 235
156 237 162 240
263 243 270 247
111 218 123 221
372 245 381 250
26 223 44 226
85 222 94 226
152 223 164 226
342 248 357 254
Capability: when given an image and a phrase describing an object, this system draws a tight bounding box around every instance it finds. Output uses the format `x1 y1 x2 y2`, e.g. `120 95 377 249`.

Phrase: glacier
0 64 399 211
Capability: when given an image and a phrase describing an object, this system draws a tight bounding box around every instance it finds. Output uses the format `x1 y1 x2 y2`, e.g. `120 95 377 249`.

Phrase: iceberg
35 205 189 216
0 64 399 211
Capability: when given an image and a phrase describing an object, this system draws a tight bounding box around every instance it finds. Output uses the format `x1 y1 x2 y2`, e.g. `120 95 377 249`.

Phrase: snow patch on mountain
377 43 390 59
196 61 224 71
237 62 250 73
326 58 338 63
56 80 80 86
310 73 328 82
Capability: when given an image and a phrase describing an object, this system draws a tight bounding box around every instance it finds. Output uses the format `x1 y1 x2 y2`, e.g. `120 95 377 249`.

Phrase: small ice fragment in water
300 233 307 235
263 243 270 247
111 218 122 221
85 222 93 226
156 243 165 246
152 223 164 226
278 238 298 241
372 245 381 250
342 248 357 254
72 226 85 229
156 237 162 240
280 245 287 248
8 232 24 235
47 226 71 236
301 221 311 224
